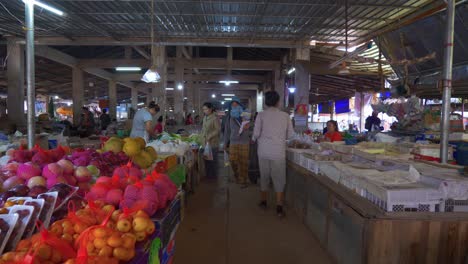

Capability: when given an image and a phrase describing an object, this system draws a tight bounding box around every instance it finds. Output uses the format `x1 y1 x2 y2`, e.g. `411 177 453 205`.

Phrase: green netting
168 164 186 187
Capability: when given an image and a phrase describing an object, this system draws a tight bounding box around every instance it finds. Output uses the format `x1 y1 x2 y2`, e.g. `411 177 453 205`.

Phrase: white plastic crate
318 162 341 183
306 159 320 174
299 154 309 168
361 181 443 212
339 170 366 197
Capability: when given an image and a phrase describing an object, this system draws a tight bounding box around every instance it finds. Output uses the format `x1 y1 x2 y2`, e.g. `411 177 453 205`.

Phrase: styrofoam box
361 180 443 212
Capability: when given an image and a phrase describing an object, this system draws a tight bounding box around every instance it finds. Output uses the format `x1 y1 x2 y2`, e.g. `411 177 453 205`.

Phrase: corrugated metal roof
0 0 433 42
379 2 468 98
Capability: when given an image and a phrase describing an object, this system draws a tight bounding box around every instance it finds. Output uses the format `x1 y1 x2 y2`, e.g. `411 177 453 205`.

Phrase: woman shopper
224 97 251 188
200 102 220 179
252 91 294 218
323 120 343 142
130 101 160 142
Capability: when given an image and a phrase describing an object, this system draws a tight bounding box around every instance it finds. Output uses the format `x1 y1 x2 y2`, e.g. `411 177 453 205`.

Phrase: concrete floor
174 163 333 264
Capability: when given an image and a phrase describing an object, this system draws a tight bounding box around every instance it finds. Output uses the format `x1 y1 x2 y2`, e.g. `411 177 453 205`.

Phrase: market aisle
174 164 332 264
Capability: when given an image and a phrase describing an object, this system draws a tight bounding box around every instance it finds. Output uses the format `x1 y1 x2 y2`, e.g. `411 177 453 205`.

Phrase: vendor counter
287 162 468 264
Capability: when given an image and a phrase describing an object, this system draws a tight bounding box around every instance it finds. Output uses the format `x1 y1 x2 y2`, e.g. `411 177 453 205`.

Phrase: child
239 111 251 135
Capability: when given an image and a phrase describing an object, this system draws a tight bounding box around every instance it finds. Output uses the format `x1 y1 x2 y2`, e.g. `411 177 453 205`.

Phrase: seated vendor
324 120 343 142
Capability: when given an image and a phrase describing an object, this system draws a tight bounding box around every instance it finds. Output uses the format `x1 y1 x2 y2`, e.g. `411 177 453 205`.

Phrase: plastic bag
203 143 213 161
14 223 76 264
75 210 135 264
224 151 230 167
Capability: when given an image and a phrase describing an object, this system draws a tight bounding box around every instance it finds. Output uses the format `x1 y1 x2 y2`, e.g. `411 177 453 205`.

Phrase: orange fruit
64 259 76 264
63 225 75 235
36 244 52 261
86 243 95 254
98 246 113 258
50 224 63 236
93 227 108 239
94 238 107 249
112 247 131 261
145 220 156 234
134 231 146 242
122 234 136 249
73 222 88 234
2 252 16 261
107 234 123 248
62 233 73 244
62 220 73 229
16 239 31 251
106 221 116 230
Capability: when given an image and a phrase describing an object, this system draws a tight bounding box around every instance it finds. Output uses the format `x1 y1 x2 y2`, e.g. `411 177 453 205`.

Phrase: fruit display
0 136 183 263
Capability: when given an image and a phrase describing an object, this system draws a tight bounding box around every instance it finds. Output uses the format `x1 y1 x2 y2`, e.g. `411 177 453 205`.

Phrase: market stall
286 141 468 264
0 135 189 264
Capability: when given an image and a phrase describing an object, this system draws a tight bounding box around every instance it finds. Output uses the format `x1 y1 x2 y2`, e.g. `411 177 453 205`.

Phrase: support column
108 80 117 120
193 84 200 116
186 71 193 113
174 47 184 122
6 38 25 128
274 65 285 109
330 101 335 120
72 67 84 126
440 0 455 164
294 48 310 109
131 88 138 110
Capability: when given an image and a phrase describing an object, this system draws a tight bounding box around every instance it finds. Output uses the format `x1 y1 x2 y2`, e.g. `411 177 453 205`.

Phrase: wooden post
108 80 117 120
6 38 25 127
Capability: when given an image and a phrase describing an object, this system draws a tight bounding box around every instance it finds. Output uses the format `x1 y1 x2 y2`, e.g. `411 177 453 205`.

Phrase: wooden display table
287 162 468 264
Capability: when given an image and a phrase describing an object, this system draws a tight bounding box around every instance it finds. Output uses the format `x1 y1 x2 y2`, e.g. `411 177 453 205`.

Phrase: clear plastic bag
203 143 213 161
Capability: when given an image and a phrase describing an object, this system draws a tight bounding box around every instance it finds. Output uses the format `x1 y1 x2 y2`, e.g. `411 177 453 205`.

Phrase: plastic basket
152 193 182 247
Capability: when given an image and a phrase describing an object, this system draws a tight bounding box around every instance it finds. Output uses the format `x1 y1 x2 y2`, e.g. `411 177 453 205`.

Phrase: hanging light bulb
141 68 161 83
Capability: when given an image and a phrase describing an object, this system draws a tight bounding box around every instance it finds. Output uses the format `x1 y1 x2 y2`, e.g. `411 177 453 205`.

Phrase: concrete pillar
185 71 193 113
6 39 25 127
330 101 335 120
193 84 200 115
72 67 84 125
174 47 184 122
294 48 310 109
108 80 117 120
274 66 285 109
131 88 138 110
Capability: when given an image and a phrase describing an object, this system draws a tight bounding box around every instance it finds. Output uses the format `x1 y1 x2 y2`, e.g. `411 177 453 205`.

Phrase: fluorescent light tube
23 0 64 16
116 67 142 71
221 94 235 97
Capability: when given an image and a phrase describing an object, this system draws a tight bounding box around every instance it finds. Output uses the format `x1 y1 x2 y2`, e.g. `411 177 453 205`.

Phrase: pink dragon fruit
11 149 33 163
106 189 123 206
46 176 67 189
31 149 52 166
123 184 140 200
17 163 42 180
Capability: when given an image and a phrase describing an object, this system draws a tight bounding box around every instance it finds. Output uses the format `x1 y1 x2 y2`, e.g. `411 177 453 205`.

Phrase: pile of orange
78 226 136 262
